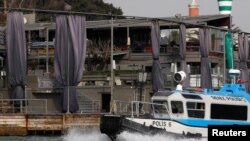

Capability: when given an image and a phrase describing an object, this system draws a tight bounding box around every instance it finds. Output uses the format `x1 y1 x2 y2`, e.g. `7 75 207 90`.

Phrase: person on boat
237 79 248 83
199 103 205 110
237 69 248 83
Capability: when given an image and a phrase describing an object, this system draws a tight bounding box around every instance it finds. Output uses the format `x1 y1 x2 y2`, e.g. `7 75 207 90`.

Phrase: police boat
100 69 250 139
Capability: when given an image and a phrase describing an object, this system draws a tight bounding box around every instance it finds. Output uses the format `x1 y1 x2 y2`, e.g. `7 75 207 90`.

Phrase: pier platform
0 114 100 136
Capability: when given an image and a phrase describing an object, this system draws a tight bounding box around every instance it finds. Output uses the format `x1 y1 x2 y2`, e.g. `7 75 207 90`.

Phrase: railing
129 87 146 102
190 74 223 88
91 100 101 113
110 100 170 119
0 99 48 114
110 100 131 115
131 101 170 118
78 100 101 113
164 73 224 89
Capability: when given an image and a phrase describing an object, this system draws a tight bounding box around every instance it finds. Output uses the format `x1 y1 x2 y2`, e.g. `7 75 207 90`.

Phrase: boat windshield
171 101 184 114
152 101 169 114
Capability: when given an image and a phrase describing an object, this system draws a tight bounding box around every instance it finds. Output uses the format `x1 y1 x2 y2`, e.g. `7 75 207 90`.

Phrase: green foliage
169 30 180 44
65 0 123 15
2 0 123 21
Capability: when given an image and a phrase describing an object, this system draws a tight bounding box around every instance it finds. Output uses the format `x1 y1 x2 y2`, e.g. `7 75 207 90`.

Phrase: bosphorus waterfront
0 128 207 141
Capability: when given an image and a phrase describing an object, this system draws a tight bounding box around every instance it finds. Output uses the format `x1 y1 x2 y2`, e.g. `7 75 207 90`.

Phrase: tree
169 30 180 45
65 0 123 16
4 0 123 16
5 0 123 21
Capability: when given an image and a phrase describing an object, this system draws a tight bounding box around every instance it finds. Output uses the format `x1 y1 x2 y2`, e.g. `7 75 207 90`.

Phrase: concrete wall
0 73 153 114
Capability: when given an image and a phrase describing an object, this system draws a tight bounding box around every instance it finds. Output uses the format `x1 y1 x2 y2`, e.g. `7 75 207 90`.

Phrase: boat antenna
228 69 240 84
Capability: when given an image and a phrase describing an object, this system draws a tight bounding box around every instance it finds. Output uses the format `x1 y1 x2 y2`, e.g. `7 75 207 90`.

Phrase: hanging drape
6 12 27 103
238 34 249 92
54 15 87 113
199 28 212 89
151 20 165 94
179 24 190 88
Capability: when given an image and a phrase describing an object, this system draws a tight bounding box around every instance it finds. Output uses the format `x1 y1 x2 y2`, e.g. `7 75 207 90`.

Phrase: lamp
138 72 147 83
127 37 131 46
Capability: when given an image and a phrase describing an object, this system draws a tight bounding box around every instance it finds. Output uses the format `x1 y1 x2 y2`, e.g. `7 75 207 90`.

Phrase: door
102 93 111 112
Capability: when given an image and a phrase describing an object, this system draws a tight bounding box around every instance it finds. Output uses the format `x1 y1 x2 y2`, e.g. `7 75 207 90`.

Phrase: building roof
22 14 231 30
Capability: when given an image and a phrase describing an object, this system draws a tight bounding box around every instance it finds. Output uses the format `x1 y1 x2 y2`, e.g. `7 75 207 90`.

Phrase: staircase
0 101 13 113
77 93 100 113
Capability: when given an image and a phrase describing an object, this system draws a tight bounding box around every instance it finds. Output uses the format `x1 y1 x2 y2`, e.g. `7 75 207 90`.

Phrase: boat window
154 91 173 96
153 101 169 114
182 94 202 100
186 102 205 118
211 104 247 121
171 101 183 114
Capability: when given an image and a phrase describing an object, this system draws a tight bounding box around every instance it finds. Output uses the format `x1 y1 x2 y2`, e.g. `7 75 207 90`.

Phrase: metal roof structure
87 14 231 28
22 14 231 31
0 14 232 55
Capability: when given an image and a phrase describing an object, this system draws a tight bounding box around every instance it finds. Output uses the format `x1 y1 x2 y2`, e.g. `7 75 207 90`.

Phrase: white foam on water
62 128 111 141
116 131 208 141
63 129 207 141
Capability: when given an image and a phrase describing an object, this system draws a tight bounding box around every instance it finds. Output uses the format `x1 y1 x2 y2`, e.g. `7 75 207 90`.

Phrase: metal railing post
136 101 139 117
131 101 134 117
26 99 28 114
45 99 47 114
18 99 23 113
1 99 2 112
12 99 14 113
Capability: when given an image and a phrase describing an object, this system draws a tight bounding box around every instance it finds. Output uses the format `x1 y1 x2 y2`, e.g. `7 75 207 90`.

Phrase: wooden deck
0 114 100 136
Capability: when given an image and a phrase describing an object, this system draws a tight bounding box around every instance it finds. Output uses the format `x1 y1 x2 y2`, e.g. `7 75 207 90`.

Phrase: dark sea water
0 128 207 141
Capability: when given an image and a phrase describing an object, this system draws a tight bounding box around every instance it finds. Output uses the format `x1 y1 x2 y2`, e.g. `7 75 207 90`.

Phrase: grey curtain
199 28 212 89
54 15 86 113
179 24 190 88
151 20 164 94
6 12 27 101
238 34 249 92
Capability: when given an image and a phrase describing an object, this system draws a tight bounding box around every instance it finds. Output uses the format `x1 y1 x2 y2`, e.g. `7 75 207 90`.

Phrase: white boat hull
127 117 207 137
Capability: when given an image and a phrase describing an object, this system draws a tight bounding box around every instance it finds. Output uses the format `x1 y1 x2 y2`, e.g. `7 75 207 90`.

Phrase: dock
0 114 100 136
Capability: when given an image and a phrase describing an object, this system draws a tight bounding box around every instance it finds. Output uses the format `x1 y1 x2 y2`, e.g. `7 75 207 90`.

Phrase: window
182 94 202 100
171 101 183 114
186 102 205 118
211 104 247 121
153 101 169 114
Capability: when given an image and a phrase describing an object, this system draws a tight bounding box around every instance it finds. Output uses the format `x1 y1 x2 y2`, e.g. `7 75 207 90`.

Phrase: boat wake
63 128 207 141
62 128 111 141
116 131 207 141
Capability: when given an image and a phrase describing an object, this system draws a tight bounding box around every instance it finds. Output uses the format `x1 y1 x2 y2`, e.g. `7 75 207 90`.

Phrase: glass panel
171 101 183 114
211 104 247 121
153 101 168 114
186 102 205 118
210 29 226 53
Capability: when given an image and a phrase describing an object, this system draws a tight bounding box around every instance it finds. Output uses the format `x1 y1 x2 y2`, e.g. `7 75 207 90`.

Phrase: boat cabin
151 89 250 122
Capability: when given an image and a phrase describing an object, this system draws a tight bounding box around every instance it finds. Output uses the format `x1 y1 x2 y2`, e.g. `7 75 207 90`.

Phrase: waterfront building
0 12 241 114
